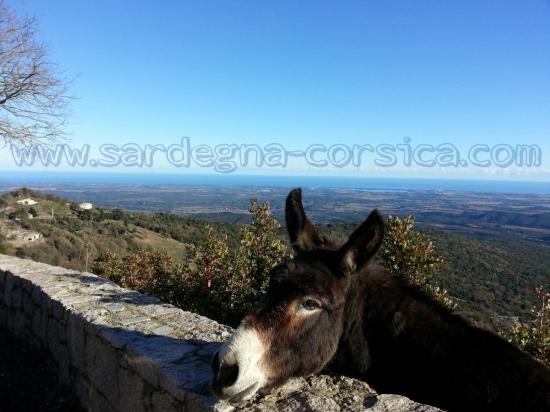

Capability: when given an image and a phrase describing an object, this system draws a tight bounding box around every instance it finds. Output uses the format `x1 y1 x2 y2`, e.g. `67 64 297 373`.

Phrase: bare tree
0 1 71 146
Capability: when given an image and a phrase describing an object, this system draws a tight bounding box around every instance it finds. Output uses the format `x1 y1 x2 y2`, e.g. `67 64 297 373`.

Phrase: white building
23 232 42 242
79 202 93 210
17 198 38 206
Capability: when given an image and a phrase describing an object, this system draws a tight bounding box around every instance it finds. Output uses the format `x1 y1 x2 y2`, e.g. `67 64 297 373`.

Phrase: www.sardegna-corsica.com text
9 137 542 173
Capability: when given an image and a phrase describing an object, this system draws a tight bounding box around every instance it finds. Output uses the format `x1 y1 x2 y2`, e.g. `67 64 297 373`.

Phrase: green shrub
379 215 455 309
0 233 6 254
504 287 550 366
93 250 178 299
93 199 290 326
180 199 291 324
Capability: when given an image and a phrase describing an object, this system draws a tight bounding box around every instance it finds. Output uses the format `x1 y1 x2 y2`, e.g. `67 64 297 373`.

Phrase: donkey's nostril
218 362 239 388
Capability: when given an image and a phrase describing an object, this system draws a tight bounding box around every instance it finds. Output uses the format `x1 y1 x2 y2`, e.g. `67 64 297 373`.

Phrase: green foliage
426 229 550 329
14 208 28 219
92 250 178 299
378 215 456 310
123 210 238 248
0 233 6 254
112 209 124 220
197 199 290 324
504 287 550 366
78 209 92 221
28 207 38 218
92 199 290 326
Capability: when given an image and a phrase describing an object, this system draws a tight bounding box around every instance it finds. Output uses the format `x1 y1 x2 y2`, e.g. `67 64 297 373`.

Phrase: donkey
211 188 550 411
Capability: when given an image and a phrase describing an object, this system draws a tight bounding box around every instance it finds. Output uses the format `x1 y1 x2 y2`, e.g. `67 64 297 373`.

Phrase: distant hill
0 188 236 271
1 188 548 330
427 229 549 327
17 184 550 244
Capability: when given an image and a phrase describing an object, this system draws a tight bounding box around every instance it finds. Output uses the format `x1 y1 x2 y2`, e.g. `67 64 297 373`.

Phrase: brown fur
239 188 550 411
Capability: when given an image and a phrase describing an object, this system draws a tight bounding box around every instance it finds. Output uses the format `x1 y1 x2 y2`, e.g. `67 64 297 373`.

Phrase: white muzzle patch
215 324 267 401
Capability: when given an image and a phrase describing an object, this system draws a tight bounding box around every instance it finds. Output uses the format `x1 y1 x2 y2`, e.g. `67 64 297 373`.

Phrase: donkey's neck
333 265 550 411
336 265 475 387
331 264 464 378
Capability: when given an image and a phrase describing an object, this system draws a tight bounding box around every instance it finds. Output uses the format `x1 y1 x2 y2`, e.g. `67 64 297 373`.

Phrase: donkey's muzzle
211 349 239 393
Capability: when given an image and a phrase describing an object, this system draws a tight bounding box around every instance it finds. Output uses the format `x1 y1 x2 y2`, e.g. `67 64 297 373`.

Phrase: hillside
1 188 548 330
0 188 236 271
21 184 550 244
427 230 549 326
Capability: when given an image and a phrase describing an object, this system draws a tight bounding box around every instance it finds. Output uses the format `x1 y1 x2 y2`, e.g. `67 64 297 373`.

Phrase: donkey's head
211 188 384 402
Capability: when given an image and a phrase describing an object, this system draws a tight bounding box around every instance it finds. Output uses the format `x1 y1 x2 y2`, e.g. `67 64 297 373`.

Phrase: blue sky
1 0 549 180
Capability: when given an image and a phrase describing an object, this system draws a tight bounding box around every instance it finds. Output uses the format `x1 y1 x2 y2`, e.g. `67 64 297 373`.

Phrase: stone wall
0 254 441 412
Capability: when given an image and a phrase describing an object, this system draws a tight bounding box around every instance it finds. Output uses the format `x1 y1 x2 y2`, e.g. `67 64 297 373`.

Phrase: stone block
151 391 183 412
52 299 65 321
22 290 33 318
126 335 197 388
117 367 145 412
12 309 28 338
88 386 115 412
11 286 22 310
3 273 14 307
73 372 91 407
67 313 86 371
31 284 43 304
86 333 119 406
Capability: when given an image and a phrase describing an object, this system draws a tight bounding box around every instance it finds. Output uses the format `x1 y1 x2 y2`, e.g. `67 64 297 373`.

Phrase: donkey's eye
300 298 322 311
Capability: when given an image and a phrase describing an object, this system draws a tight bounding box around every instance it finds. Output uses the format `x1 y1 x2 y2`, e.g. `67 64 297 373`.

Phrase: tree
171 199 290 324
0 232 6 254
505 287 550 366
0 1 71 145
111 209 124 220
378 215 456 309
28 206 37 217
7 207 28 220
92 198 291 326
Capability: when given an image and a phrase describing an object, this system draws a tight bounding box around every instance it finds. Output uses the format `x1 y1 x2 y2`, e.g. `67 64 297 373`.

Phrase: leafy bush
92 250 179 300
14 208 28 219
93 199 290 325
0 233 6 254
181 199 291 324
505 287 550 366
93 201 454 325
379 215 455 309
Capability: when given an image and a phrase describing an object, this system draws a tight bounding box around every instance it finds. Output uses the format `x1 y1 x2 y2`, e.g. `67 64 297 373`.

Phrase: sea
0 171 548 195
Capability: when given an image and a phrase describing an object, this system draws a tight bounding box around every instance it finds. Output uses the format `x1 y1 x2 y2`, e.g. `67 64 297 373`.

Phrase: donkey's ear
339 209 384 274
285 188 324 252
